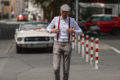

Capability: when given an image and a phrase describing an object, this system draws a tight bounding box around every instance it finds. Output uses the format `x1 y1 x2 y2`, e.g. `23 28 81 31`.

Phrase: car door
101 16 114 32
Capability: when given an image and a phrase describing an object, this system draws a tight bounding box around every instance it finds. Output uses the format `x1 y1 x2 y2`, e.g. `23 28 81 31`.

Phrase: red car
80 14 120 35
17 13 28 21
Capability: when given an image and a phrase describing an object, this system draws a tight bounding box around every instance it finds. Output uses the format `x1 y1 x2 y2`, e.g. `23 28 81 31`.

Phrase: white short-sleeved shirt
47 16 83 42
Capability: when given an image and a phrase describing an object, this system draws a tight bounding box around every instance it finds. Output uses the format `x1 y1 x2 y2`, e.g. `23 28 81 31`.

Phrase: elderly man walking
47 4 82 80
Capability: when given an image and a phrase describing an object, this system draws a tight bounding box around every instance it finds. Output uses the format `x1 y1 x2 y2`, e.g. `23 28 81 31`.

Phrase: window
103 16 113 21
105 8 112 14
2 1 10 6
79 0 118 3
91 17 102 22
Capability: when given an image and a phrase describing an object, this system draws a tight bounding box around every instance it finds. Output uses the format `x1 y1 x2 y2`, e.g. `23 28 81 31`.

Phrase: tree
32 0 74 22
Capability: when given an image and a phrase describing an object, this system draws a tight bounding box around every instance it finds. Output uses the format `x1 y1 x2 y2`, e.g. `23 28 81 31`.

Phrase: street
0 22 120 80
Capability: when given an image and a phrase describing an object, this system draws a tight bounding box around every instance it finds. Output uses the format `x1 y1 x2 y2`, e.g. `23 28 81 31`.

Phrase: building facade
0 0 25 19
79 2 120 17
0 0 17 18
16 0 24 16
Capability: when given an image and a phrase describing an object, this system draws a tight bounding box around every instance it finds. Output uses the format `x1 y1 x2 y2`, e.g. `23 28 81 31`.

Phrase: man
47 4 82 80
11 11 15 18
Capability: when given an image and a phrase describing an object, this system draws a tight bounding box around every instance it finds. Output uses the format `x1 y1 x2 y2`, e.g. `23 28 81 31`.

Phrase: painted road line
100 42 120 54
109 47 120 54
4 40 14 54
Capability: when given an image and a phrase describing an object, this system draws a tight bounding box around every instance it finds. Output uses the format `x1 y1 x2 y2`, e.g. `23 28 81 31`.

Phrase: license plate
91 26 99 30
30 44 47 48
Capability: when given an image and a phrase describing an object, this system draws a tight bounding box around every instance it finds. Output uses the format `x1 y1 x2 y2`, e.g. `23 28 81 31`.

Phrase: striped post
85 35 89 62
90 37 94 65
81 34 85 58
95 38 99 70
72 32 75 49
78 35 81 54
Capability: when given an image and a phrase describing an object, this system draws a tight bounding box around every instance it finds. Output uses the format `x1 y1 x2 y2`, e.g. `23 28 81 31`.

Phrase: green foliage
32 0 74 21
31 0 50 8
42 1 50 8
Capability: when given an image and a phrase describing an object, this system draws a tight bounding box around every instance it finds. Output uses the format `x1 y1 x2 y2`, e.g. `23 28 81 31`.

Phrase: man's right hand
51 29 59 33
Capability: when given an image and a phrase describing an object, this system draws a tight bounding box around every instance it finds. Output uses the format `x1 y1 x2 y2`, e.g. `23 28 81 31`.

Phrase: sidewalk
0 18 16 23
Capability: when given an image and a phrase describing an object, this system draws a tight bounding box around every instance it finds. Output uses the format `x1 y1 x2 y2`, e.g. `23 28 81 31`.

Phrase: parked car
17 12 29 21
14 22 55 53
79 14 120 35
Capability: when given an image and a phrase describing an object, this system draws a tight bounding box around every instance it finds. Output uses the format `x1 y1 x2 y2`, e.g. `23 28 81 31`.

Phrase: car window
103 16 113 21
91 17 102 22
20 23 48 30
86 16 102 22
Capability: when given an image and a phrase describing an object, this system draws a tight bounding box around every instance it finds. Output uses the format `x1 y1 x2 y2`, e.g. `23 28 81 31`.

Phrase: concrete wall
0 23 19 40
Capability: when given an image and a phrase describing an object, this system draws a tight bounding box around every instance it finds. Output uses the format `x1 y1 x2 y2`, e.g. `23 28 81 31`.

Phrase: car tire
111 28 120 35
16 44 23 53
49 47 53 52
96 30 100 37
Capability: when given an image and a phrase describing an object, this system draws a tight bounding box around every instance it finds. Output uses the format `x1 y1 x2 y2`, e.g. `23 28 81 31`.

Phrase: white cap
60 4 71 11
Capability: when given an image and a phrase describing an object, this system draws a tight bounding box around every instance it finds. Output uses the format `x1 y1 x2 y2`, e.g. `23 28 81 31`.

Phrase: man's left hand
68 28 75 33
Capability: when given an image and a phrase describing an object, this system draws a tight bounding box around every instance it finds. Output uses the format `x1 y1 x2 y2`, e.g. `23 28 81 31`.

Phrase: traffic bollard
81 34 85 58
78 35 81 54
95 38 99 70
72 33 75 49
85 35 89 62
90 37 94 65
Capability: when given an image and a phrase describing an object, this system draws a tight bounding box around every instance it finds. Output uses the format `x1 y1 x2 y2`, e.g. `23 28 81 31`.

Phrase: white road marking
100 42 120 54
4 40 14 54
109 47 120 54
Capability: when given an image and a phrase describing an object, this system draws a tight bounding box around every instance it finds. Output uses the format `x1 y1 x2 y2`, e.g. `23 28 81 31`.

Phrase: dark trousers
53 41 72 80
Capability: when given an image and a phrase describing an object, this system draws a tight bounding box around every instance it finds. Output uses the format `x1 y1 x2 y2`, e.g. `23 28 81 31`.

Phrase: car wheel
96 30 100 37
49 47 53 52
111 28 120 35
16 44 23 53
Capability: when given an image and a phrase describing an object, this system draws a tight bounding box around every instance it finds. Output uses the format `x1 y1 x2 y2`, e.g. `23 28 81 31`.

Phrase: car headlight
50 37 54 41
17 37 23 41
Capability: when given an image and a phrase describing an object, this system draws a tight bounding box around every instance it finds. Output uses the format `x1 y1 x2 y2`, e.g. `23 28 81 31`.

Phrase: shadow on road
17 48 53 54
99 34 120 40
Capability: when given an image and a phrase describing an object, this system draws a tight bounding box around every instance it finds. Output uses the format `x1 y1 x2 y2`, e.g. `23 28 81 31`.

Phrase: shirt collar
60 16 69 20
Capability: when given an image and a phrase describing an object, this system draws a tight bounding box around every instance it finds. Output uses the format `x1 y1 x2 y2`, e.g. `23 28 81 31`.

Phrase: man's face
61 10 69 18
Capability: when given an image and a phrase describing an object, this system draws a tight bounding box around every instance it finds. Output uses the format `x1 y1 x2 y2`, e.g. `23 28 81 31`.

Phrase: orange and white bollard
90 37 94 64
95 38 99 70
81 34 85 58
72 33 75 49
85 35 89 62
78 35 81 54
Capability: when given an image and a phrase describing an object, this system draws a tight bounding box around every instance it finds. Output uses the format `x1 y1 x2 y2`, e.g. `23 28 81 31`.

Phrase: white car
15 22 55 53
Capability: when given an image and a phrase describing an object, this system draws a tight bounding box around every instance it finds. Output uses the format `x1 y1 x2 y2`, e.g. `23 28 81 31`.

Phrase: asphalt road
0 22 120 80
